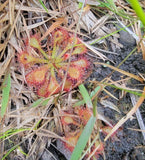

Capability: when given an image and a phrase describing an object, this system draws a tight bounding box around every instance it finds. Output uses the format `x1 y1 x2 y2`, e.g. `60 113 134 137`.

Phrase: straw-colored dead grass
0 0 145 159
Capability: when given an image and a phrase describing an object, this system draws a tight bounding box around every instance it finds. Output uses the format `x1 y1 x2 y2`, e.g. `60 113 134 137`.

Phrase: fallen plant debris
1 0 145 159
18 28 92 97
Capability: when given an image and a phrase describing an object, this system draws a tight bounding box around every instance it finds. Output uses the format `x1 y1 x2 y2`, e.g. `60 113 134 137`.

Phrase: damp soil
90 39 145 160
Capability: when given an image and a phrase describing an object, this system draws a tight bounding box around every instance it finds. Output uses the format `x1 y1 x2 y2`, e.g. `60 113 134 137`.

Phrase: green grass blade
30 98 44 108
41 98 50 106
78 84 93 108
128 0 145 26
17 147 27 156
73 99 85 107
92 97 97 117
70 116 96 160
1 73 11 118
90 23 133 45
106 0 117 12
38 0 48 13
2 145 18 160
103 82 145 97
90 86 101 98
0 128 30 139
29 98 50 108
73 86 101 107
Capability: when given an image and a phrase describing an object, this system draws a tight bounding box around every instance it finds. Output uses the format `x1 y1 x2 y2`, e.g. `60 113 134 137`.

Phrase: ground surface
41 32 145 160
1 0 145 160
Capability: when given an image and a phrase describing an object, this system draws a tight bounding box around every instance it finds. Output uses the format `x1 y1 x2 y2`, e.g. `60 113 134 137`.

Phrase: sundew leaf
78 84 93 108
1 73 11 118
70 116 96 160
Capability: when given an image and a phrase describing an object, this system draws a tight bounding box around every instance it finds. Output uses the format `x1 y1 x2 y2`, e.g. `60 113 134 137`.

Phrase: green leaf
90 23 132 45
2 145 18 160
41 98 50 106
38 0 48 13
17 147 28 156
70 116 96 160
0 128 30 139
128 0 145 26
103 82 145 97
30 98 44 108
30 98 50 108
1 73 11 118
90 86 101 98
78 84 93 108
74 86 101 107
106 0 117 12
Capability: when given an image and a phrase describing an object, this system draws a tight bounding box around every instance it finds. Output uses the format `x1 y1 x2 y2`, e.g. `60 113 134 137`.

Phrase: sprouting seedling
18 28 92 97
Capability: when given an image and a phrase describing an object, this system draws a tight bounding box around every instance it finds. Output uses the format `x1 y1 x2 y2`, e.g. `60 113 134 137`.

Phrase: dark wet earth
90 36 145 160
40 31 145 160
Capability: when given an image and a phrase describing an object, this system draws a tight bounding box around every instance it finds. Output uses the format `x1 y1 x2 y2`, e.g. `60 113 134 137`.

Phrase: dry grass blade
95 62 144 82
100 99 121 113
105 86 145 141
0 0 8 11
135 21 145 60
130 94 145 140
14 5 57 14
83 41 108 61
40 17 67 41
1 0 144 159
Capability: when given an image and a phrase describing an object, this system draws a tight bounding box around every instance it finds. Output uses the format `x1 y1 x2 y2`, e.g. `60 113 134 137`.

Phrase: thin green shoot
29 97 50 108
2 145 18 160
38 0 48 13
17 146 28 156
90 23 133 45
70 116 96 160
73 86 101 107
1 73 11 118
33 119 42 130
0 128 30 140
97 0 134 19
116 47 137 69
103 82 145 98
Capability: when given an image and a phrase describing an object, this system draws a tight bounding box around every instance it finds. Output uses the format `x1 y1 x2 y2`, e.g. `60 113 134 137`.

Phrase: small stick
130 93 145 141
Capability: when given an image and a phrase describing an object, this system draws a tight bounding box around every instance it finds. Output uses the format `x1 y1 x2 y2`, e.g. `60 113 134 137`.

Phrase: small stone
118 26 136 46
